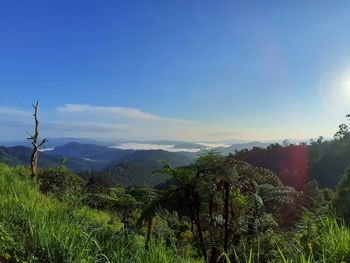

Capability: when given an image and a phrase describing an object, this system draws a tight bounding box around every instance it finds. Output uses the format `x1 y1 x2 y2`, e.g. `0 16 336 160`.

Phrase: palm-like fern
257 184 301 211
84 188 139 211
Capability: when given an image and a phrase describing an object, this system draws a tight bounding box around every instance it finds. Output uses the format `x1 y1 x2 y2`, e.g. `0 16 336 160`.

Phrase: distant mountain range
0 140 271 187
48 142 134 163
211 141 270 155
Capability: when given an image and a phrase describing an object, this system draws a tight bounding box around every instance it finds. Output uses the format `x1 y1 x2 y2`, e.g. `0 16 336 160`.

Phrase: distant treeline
234 135 350 189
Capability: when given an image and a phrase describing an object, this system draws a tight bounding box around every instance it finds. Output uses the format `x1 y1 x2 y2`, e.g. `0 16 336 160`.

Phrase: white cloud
0 106 31 116
0 104 246 142
43 122 128 132
111 143 202 152
56 104 194 124
197 142 232 148
111 142 233 152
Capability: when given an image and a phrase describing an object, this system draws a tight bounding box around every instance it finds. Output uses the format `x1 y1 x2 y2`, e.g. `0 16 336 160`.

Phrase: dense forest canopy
234 118 350 190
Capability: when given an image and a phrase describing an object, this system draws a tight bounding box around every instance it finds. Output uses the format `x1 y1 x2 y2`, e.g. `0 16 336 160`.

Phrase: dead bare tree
27 101 48 182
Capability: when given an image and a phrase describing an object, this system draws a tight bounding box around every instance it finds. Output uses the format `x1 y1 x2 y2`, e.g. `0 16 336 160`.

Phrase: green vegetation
0 144 195 186
0 164 199 263
233 136 350 190
1 151 350 262
3 119 350 262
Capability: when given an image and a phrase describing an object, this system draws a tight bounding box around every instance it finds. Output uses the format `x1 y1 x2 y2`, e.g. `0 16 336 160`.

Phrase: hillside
0 143 196 186
97 160 169 187
5 138 350 190
0 146 105 172
234 144 308 189
98 150 196 187
0 146 59 167
234 137 350 189
1 156 348 263
212 141 270 155
47 142 135 164
105 149 195 168
0 164 192 263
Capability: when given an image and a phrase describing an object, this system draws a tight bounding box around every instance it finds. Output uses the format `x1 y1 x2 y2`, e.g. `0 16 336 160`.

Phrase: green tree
139 153 293 262
334 167 350 223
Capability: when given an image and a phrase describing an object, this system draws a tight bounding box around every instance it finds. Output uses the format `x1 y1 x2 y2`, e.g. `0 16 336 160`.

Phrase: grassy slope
1 163 350 263
0 164 200 263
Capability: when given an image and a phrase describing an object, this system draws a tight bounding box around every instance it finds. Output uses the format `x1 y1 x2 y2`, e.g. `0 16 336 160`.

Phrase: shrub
38 166 85 200
334 167 350 224
73 206 123 232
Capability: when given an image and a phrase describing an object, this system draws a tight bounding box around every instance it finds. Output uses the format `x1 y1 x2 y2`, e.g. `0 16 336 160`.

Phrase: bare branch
38 138 48 148
26 131 35 140
27 100 47 182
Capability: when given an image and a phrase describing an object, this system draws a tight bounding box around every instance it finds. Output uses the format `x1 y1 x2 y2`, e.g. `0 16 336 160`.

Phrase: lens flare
320 70 350 112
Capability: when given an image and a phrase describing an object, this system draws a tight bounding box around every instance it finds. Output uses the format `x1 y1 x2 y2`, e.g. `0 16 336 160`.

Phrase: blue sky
1 1 350 142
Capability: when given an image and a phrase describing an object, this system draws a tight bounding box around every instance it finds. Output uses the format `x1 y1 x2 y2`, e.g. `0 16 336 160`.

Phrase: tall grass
1 163 350 263
220 214 350 263
312 216 350 261
0 164 200 263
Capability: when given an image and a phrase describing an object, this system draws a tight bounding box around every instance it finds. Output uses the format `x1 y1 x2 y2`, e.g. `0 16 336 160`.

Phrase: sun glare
320 69 350 111
341 76 350 100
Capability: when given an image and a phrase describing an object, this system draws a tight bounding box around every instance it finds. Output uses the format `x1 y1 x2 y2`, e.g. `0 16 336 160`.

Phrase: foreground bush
38 166 85 200
0 164 199 263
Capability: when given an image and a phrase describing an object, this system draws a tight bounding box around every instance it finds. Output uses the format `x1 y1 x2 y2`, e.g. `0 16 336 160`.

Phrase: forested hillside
0 145 104 171
0 143 196 187
46 142 135 163
2 116 350 262
234 135 350 189
2 150 350 262
93 150 195 186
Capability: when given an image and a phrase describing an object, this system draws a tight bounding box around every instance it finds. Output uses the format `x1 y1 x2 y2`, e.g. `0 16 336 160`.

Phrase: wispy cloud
0 104 245 142
43 122 128 133
111 143 202 152
0 106 31 116
56 104 194 124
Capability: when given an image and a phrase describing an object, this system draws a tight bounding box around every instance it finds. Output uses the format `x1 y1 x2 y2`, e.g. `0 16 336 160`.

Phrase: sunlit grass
1 163 350 263
0 164 199 263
